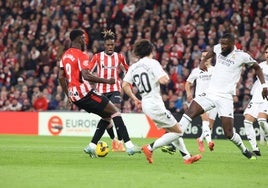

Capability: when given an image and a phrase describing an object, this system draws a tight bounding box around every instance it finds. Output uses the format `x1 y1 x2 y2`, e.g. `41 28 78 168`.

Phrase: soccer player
89 30 128 152
243 44 268 156
185 51 217 152
122 39 201 164
178 33 268 159
162 51 217 154
58 29 140 158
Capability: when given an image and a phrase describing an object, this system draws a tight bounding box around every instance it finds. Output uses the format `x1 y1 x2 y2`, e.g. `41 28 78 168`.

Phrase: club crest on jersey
83 60 89 66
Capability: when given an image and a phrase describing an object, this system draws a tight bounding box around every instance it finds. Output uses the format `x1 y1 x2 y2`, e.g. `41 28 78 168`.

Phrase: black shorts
73 89 111 118
103 91 121 104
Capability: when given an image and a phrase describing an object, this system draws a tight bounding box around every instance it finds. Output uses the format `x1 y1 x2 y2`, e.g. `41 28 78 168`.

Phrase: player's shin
172 137 191 158
244 120 258 150
151 132 181 150
179 114 192 132
258 118 268 141
230 132 247 153
91 119 110 144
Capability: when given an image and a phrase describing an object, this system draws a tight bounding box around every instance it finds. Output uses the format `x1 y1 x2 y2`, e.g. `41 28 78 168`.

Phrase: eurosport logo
48 116 63 136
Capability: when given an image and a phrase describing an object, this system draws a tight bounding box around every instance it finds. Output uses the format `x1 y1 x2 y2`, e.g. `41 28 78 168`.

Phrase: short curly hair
102 29 115 41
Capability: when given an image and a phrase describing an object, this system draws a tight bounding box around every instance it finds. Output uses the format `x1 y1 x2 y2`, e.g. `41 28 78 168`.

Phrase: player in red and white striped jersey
89 30 129 152
58 29 140 158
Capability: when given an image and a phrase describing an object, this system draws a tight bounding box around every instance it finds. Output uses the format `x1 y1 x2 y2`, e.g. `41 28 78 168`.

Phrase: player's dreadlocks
102 29 115 41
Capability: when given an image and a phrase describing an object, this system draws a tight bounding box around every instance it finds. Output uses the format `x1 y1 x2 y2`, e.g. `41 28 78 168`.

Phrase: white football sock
172 137 191 160
125 141 134 148
201 121 211 143
151 132 181 151
258 118 268 142
244 120 258 151
230 132 247 153
179 114 192 132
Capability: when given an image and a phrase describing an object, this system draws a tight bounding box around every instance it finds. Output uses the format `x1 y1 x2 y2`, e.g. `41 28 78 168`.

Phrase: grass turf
0 135 268 188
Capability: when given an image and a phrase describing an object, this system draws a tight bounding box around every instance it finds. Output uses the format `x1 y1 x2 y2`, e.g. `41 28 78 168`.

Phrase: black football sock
112 116 130 143
91 119 110 144
106 126 115 140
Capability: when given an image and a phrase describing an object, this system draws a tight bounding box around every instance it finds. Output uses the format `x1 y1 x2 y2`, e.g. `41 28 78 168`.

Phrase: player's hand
107 78 115 84
262 88 268 100
66 97 73 109
186 94 193 103
134 99 142 109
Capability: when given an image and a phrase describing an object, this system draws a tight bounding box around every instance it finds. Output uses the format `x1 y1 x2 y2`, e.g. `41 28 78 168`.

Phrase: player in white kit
243 44 268 156
185 51 217 152
178 33 268 159
162 51 217 154
122 39 201 164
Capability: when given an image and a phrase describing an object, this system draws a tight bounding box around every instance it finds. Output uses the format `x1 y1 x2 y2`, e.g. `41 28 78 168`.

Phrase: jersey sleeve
119 53 129 72
153 60 168 80
242 52 256 66
88 54 98 71
79 53 91 69
123 66 133 84
186 68 198 83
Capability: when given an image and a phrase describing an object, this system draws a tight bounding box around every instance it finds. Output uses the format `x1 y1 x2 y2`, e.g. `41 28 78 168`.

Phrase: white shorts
243 100 268 118
142 102 177 128
194 93 233 118
208 108 218 120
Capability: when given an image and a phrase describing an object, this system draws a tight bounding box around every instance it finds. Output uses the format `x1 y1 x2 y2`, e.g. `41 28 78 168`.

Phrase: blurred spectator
33 92 48 111
0 0 266 113
7 98 22 111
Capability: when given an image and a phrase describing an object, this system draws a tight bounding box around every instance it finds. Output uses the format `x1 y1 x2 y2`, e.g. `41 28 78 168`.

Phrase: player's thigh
208 108 217 121
258 102 268 118
145 107 178 129
243 101 259 119
193 93 215 113
104 91 121 105
215 97 233 118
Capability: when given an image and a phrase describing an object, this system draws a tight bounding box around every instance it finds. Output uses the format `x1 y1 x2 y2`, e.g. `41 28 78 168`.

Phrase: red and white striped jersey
59 48 93 102
89 51 129 93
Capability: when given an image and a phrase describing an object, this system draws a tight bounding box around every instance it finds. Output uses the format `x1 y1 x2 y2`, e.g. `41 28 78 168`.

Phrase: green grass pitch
0 135 268 188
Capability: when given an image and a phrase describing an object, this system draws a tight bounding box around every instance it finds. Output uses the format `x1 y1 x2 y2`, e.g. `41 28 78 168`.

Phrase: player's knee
111 111 121 118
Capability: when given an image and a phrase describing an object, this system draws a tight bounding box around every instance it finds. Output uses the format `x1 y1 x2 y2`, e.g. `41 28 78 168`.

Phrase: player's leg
217 97 255 159
257 113 268 143
243 101 260 155
244 114 260 155
112 94 125 152
259 126 265 145
74 92 112 158
103 92 122 151
179 93 212 133
196 112 209 152
221 116 255 159
171 136 202 164
103 101 140 155
207 109 217 151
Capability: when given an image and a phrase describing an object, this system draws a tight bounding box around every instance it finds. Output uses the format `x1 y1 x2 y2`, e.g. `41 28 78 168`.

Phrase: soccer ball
96 141 109 157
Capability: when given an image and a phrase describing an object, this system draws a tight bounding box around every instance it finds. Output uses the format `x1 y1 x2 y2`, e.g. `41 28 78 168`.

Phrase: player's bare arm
58 68 72 107
252 62 268 100
58 68 69 97
122 81 141 107
185 81 193 102
81 69 115 84
158 75 169 85
200 49 214 71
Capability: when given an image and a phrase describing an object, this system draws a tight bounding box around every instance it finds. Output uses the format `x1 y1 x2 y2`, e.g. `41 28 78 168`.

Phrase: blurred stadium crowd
0 0 267 113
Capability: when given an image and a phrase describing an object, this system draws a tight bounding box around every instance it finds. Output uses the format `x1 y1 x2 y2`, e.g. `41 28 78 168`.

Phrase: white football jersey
123 57 168 101
187 66 214 96
251 61 268 102
207 44 256 97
